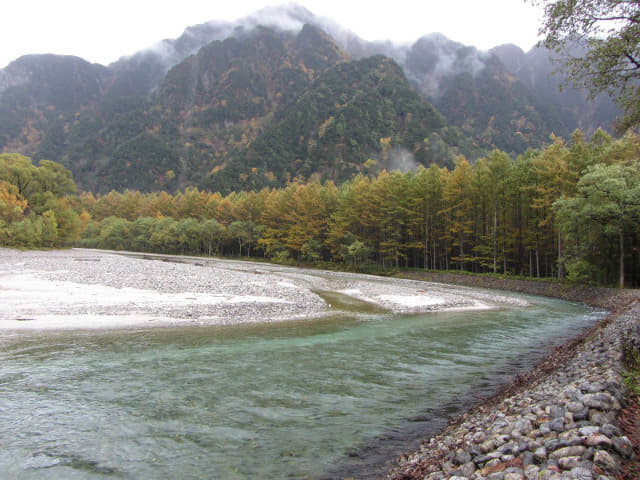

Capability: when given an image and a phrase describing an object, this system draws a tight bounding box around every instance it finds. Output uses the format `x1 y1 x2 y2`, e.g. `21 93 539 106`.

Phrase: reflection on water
0 294 602 479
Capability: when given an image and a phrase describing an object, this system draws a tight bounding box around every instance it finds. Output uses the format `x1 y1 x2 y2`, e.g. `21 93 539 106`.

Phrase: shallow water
0 294 601 479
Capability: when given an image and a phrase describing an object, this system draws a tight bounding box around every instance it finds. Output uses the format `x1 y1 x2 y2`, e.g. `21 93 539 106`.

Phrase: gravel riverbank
0 248 324 329
0 248 527 330
387 273 640 480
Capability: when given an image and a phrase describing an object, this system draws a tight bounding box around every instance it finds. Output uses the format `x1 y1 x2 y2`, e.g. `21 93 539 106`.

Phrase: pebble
388 301 640 480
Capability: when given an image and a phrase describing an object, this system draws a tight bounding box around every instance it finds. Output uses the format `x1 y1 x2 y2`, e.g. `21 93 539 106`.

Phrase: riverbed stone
549 445 586 460
581 392 620 411
425 473 444 480
458 460 477 477
549 417 565 432
472 431 487 444
585 433 612 448
539 422 551 435
588 410 615 426
479 439 496 454
600 424 621 437
454 448 473 465
498 442 518 455
523 464 539 480
533 446 547 462
558 429 580 442
486 451 503 461
559 456 582 470
584 447 595 461
569 467 594 480
387 296 640 480
536 469 562 480
612 436 633 457
520 450 534 467
582 381 606 393
549 405 565 418
544 438 561 451
573 407 590 421
567 401 585 413
425 473 445 480
503 472 524 480
487 472 505 480
513 418 533 435
593 450 617 471
483 458 503 471
579 426 601 436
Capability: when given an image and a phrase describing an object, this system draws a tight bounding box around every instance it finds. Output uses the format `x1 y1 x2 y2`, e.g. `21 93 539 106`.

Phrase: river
0 289 602 479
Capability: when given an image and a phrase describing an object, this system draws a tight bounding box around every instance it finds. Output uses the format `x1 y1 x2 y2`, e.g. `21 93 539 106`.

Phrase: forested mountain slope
0 4 621 193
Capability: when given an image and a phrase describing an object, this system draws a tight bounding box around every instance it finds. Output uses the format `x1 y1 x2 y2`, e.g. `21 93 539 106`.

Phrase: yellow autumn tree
0 182 27 223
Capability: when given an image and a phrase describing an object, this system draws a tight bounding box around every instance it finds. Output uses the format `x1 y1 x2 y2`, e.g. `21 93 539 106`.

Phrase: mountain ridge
0 4 621 194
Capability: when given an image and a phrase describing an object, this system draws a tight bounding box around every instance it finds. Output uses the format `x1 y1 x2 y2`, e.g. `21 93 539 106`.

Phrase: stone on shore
387 298 640 480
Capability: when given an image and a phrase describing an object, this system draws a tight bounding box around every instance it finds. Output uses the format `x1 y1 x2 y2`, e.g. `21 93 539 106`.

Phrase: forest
1 128 639 287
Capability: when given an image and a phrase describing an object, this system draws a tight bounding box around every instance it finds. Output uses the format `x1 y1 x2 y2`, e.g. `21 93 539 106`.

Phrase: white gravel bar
0 248 528 331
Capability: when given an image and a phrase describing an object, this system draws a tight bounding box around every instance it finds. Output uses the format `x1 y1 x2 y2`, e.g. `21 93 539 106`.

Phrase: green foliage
97 133 180 193
564 259 596 284
342 240 372 267
301 238 324 263
555 158 640 286
0 182 27 222
0 154 84 248
204 55 458 194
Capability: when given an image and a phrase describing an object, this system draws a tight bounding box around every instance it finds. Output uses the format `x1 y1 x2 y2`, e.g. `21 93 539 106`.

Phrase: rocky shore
387 272 640 480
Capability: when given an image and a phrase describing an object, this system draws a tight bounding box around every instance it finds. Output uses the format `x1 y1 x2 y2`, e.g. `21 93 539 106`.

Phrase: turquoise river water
0 292 602 479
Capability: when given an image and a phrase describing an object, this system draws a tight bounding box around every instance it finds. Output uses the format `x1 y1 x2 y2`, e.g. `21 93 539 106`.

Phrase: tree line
1 129 639 287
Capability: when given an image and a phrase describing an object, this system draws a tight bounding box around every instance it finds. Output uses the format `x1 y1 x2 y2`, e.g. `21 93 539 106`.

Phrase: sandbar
0 248 528 330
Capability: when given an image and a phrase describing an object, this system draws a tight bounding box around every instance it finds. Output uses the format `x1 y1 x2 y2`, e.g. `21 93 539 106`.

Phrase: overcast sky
1 1 543 68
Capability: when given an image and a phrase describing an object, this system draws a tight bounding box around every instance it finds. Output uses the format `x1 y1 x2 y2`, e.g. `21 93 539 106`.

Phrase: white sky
1 1 543 68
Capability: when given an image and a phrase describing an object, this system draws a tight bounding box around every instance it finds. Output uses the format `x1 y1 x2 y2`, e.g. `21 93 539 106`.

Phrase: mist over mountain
108 4 351 95
0 55 108 154
490 42 620 135
0 4 621 193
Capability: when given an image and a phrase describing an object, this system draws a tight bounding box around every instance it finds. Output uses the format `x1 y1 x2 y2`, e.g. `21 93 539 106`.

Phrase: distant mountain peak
237 3 316 30
132 5 360 70
0 54 106 103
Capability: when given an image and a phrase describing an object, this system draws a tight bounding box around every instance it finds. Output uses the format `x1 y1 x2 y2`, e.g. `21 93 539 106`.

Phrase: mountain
96 24 356 193
490 42 620 135
0 55 107 155
61 25 469 194
102 4 351 97
338 33 619 152
203 54 471 193
0 4 622 194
